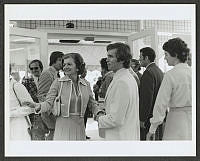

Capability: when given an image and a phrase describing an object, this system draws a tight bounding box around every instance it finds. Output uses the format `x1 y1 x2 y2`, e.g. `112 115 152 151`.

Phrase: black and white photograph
4 4 196 157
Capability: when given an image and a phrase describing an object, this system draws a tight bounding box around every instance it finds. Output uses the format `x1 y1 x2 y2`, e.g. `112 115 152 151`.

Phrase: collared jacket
98 68 140 140
139 63 163 128
37 66 58 129
39 75 97 118
37 66 58 102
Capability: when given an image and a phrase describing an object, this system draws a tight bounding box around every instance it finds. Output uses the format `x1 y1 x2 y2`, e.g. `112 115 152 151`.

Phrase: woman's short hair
63 53 86 75
100 58 109 71
49 51 64 66
106 42 132 68
140 47 156 62
29 59 43 72
162 37 190 63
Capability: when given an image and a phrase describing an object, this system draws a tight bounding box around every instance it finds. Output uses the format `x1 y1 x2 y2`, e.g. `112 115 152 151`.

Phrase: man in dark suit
139 47 164 140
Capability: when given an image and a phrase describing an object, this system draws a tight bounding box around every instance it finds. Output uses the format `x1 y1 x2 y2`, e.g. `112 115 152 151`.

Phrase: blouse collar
59 75 87 86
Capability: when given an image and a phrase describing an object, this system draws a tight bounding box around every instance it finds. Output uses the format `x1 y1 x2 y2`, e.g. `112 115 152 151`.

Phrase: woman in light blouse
146 38 192 140
25 53 97 140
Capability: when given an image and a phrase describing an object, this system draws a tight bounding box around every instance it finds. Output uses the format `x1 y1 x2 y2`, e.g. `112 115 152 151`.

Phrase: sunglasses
30 67 39 70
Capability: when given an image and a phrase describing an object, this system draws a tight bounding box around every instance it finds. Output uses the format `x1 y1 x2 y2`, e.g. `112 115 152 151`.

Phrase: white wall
48 44 107 66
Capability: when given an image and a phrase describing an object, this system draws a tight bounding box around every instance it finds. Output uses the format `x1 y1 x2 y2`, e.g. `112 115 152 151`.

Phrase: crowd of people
9 37 192 141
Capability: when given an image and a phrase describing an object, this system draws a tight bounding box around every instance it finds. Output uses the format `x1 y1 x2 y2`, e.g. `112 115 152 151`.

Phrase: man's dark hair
49 51 64 66
29 59 43 72
100 58 109 71
140 47 156 62
106 42 132 68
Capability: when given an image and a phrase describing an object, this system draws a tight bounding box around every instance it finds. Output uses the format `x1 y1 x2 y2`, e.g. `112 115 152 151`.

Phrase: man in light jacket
37 51 64 140
95 42 140 140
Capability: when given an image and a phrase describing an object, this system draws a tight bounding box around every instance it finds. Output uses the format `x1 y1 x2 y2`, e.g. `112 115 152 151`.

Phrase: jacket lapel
104 78 115 102
78 79 87 116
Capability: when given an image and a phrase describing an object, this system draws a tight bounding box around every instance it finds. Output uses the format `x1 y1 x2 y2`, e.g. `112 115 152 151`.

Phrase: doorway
9 27 48 82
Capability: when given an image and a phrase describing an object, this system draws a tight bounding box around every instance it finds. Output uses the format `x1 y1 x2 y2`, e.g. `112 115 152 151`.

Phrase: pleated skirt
163 108 192 140
53 115 86 141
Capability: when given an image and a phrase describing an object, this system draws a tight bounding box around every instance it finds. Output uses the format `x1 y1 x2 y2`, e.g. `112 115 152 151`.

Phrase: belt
170 106 192 112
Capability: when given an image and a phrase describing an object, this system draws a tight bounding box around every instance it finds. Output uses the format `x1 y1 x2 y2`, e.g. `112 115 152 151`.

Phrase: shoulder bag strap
12 82 32 127
57 81 63 98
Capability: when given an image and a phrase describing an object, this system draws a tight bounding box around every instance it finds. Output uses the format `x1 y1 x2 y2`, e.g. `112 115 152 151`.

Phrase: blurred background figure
93 76 102 101
130 59 142 81
22 60 43 103
22 59 44 140
11 71 20 82
98 58 114 99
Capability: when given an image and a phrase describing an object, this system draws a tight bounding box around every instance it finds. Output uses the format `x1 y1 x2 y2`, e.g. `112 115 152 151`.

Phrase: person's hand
146 132 155 141
94 110 105 121
22 101 36 108
95 113 105 121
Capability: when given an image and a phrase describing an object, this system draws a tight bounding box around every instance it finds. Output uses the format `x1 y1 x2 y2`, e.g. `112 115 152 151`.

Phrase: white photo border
5 4 196 156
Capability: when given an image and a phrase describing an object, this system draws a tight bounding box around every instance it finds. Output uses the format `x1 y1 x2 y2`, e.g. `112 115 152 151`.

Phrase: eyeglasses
30 67 39 70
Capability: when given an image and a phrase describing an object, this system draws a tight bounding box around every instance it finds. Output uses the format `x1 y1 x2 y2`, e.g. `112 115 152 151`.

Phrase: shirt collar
49 66 58 74
103 71 113 79
58 75 87 86
32 75 39 80
146 62 155 69
113 68 128 80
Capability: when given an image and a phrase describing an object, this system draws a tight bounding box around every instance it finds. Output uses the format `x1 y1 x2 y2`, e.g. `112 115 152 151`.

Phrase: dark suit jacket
139 63 163 129
98 71 114 98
